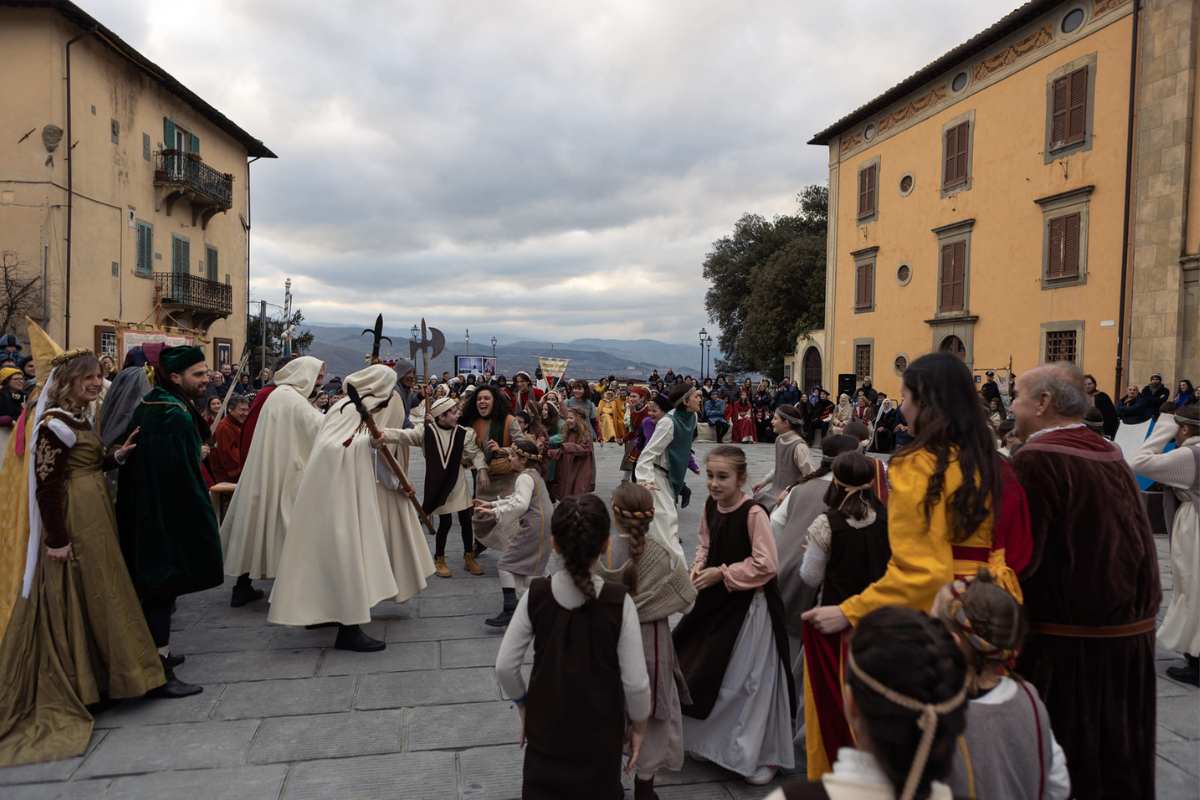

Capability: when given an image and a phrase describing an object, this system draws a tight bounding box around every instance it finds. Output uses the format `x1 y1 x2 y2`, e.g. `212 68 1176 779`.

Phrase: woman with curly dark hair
462 384 522 555
494 493 650 800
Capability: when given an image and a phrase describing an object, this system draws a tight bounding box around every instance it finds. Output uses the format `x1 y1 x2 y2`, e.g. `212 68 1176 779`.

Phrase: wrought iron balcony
153 150 234 228
154 272 233 326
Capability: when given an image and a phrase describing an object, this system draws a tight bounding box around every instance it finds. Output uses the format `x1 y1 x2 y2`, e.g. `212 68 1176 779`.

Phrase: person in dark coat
979 370 1001 405
1011 363 1161 800
117 346 224 697
1083 373 1119 438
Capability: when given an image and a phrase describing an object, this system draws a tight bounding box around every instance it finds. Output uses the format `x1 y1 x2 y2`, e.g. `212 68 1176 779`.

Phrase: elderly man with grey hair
1010 362 1161 800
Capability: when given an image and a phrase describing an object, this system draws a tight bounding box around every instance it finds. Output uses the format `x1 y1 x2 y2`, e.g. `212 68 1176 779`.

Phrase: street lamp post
705 334 714 380
698 327 707 381
410 325 419 378
491 336 497 360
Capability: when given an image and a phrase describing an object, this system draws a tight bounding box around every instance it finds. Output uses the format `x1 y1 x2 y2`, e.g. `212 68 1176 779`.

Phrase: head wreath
50 347 94 368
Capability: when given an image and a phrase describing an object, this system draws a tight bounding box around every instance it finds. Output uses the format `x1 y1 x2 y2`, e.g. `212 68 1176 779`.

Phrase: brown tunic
1013 426 1161 800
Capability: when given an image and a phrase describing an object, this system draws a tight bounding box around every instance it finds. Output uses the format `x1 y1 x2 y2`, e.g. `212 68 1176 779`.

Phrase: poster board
107 320 202 361
455 355 496 376
537 356 569 389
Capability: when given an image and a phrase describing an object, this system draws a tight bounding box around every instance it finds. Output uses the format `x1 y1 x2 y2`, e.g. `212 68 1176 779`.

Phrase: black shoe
230 580 264 608
679 485 692 509
306 622 339 629
1166 660 1200 687
164 652 186 669
634 776 658 800
334 624 386 652
149 657 203 698
484 607 514 628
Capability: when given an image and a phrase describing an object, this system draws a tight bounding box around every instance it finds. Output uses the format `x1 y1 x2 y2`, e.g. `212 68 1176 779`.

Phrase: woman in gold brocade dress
0 350 168 768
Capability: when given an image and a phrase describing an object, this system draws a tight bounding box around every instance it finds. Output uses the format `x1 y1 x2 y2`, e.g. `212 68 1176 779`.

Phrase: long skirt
646 468 687 568
472 470 517 551
681 592 794 777
0 497 164 766
1159 504 1200 656
636 618 690 775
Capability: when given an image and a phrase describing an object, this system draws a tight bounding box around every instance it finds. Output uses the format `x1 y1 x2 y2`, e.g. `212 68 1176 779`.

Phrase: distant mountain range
301 324 717 381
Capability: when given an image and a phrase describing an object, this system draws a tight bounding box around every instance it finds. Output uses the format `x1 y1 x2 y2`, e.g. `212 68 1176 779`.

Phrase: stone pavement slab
386 614 503 643
76 719 260 778
281 750 457 800
182 647 321 684
93 687 223 728
408 701 519 750
247 709 404 764
356 666 499 709
5 779 111 799
458 743 524 800
212 675 357 720
105 765 288 800
318 638 438 675
0 730 107 785
440 636 530 669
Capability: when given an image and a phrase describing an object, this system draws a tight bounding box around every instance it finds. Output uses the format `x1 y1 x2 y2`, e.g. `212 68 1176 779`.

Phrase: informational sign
119 327 194 358
537 356 570 389
455 355 496 376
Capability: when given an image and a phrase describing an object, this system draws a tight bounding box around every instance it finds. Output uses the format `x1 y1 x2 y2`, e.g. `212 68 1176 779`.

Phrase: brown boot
434 556 452 578
463 551 484 576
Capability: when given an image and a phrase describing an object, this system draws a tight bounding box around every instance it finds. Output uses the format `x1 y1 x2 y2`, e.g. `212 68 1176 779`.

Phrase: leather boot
485 591 517 628
148 656 203 699
334 624 386 652
634 776 658 800
230 574 264 607
1166 654 1200 686
463 552 484 576
164 652 186 669
434 556 452 578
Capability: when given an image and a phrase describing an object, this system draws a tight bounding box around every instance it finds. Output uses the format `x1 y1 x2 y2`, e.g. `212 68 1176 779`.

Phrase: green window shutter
136 223 152 274
164 117 175 150
206 247 218 281
190 133 200 155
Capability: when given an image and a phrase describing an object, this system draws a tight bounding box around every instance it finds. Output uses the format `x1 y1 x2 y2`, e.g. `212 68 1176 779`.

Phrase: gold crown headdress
49 347 94 368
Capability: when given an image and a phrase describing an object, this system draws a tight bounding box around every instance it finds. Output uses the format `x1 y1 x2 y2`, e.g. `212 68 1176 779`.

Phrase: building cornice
850 245 880 257
925 314 980 326
1034 185 1096 206
931 219 976 236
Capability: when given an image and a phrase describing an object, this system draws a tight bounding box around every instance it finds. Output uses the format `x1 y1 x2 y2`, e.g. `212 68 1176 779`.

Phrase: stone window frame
1039 320 1085 365
893 352 909 376
1036 185 1093 289
932 219 975 318
896 262 912 286
1044 52 1098 163
853 338 874 383
898 172 916 197
852 246 879 314
857 156 881 223
925 316 979 371
940 110 976 197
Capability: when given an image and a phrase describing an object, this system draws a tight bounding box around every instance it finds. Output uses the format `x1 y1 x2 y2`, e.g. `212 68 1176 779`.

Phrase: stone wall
1128 0 1198 387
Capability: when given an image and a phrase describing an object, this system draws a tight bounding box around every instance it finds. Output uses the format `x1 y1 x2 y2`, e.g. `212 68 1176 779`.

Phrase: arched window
940 335 966 360
802 347 822 392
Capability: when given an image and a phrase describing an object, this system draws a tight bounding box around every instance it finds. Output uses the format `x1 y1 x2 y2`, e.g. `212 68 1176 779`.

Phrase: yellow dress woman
597 391 619 442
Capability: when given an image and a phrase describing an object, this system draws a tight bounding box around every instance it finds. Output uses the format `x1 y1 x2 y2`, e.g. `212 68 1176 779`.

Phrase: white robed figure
268 364 435 652
220 356 325 600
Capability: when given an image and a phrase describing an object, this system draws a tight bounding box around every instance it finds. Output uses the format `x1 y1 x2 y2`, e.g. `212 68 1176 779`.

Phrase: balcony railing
154 150 233 210
154 272 233 318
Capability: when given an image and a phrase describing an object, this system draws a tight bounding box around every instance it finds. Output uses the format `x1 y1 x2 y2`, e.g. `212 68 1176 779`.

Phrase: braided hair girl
551 494 611 599
609 481 654 593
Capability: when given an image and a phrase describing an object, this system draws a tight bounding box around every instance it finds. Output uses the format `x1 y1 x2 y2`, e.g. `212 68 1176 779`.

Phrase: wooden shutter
206 247 218 281
1047 216 1064 277
940 241 966 312
1051 67 1088 148
1061 213 1080 277
190 133 200 155
172 237 189 274
858 164 877 218
136 223 152 274
855 260 874 309
163 117 175 150
943 122 969 188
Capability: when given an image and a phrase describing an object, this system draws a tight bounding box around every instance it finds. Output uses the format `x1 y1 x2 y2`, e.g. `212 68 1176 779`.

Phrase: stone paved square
0 444 1194 799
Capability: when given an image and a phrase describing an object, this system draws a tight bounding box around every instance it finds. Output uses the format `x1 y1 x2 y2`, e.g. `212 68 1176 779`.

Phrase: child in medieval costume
633 383 702 567
474 440 554 627
547 406 596 501
752 404 814 512
593 482 696 800
381 395 488 579
495 493 651 800
672 445 795 786
619 386 652 480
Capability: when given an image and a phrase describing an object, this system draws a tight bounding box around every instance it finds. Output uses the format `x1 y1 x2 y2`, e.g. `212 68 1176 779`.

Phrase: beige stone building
0 0 274 367
806 0 1198 398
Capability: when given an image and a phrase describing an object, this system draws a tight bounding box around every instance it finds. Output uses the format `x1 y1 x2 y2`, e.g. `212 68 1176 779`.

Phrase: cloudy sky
87 0 1009 344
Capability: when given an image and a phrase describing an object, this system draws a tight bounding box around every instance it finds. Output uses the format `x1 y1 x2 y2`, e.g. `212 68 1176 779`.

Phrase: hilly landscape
301 323 715 381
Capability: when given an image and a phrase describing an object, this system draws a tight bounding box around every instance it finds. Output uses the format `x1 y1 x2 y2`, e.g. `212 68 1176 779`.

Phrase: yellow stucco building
0 0 274 366
808 0 1199 399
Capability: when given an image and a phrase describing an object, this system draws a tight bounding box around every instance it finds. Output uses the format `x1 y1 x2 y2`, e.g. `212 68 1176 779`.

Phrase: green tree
702 185 827 379
245 309 313 376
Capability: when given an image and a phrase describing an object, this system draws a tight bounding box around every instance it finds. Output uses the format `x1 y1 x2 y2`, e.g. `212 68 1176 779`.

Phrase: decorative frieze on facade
972 25 1054 82
878 86 949 134
1093 0 1131 19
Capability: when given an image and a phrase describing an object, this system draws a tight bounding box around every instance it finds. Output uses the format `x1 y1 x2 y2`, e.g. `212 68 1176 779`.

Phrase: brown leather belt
1030 617 1156 639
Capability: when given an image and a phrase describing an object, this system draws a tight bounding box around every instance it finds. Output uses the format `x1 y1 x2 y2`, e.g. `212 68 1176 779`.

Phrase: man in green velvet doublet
117 346 222 695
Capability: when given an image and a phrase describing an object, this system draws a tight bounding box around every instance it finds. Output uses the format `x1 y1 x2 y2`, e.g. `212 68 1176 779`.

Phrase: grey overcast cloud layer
83 0 1008 343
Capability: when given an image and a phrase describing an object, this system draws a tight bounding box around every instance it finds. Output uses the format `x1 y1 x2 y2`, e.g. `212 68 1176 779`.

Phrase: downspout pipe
1115 0 1141 395
64 25 97 348
245 155 260 353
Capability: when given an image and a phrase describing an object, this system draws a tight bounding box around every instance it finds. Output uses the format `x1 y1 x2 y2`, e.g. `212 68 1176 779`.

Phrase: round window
864 123 877 141
951 71 969 92
899 174 914 195
897 264 912 285
1061 8 1085 33
894 355 908 375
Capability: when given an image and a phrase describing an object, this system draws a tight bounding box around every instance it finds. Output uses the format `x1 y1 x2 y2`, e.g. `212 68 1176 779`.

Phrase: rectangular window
1050 66 1088 149
854 344 872 381
142 132 151 161
206 246 218 282
171 235 190 275
857 162 878 220
854 258 875 311
94 326 117 360
1046 212 1081 280
943 122 969 189
939 240 967 312
135 221 153 275
1044 330 1077 363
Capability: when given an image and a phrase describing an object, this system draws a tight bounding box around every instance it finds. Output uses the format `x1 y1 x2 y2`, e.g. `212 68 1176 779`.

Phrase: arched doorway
940 335 966 360
802 347 822 391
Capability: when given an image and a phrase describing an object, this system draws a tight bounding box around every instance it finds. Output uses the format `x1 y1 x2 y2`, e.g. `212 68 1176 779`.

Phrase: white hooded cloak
268 364 434 626
220 356 325 579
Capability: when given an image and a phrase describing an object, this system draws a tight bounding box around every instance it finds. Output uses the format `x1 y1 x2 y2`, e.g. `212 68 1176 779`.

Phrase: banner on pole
537 356 569 388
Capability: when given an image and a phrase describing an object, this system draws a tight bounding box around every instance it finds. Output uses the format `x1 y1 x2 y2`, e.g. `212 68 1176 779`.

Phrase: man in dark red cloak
1011 363 1161 800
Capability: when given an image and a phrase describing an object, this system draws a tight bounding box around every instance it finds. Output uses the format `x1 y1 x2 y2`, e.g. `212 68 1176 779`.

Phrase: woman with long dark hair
462 386 522 555
1083 373 1118 438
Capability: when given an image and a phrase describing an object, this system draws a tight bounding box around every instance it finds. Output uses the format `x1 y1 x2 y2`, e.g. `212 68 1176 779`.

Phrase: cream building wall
0 6 262 366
